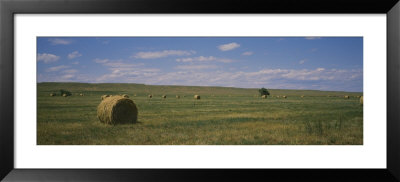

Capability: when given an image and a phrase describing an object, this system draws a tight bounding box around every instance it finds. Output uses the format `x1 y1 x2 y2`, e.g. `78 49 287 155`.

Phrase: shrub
258 87 270 96
59 89 72 96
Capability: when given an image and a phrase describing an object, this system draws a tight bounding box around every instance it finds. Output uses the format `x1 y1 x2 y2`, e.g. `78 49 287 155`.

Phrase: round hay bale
344 95 350 99
80 93 84 96
148 94 152 98
176 95 180 99
301 95 304 98
101 95 111 100
282 96 287 99
62 93 68 97
122 94 129 98
134 94 137 96
262 95 267 99
50 93 56 96
360 96 363 105
97 96 138 125
194 95 200 99
162 95 166 99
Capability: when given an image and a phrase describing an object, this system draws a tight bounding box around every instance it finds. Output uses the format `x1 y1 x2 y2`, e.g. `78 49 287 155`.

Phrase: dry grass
101 95 110 100
37 82 363 145
97 95 138 125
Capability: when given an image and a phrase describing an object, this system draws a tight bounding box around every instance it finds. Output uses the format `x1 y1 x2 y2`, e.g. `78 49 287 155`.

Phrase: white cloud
299 59 306 64
71 61 79 65
175 65 218 70
94 58 109 63
94 59 159 83
62 69 78 74
218 42 240 51
242 51 253 56
48 38 72 45
68 51 82 59
61 74 75 79
305 37 321 40
46 65 69 72
133 68 361 91
133 50 195 59
176 56 234 63
37 53 60 63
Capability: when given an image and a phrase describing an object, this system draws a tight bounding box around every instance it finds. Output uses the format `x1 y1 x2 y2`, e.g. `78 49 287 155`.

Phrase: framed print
1 0 400 181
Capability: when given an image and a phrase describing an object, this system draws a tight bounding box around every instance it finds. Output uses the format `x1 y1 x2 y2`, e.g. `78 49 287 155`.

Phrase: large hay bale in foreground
194 95 200 99
344 95 350 99
262 95 267 99
101 95 110 100
360 96 363 105
97 96 138 125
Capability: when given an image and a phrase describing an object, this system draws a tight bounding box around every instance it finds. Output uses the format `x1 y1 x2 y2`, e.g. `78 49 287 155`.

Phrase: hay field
37 82 363 145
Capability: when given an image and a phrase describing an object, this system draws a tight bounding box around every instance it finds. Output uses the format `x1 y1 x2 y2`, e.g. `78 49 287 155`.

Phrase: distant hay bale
134 94 137 97
62 93 67 97
344 95 350 99
194 95 200 99
162 95 166 99
121 94 129 98
176 95 180 99
360 96 363 105
262 95 267 99
97 95 138 125
282 96 287 99
50 93 56 97
301 95 304 98
276 96 280 98
101 95 110 100
80 93 84 96
148 95 152 98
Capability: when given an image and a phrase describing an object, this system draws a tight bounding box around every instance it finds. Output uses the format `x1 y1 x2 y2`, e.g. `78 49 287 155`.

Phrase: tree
258 87 270 96
59 89 72 96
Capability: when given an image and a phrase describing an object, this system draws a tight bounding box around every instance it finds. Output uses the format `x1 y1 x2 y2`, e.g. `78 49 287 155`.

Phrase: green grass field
37 82 363 145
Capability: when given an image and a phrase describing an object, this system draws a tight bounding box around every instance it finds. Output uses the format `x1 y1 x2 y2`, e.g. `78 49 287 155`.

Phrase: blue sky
37 37 363 92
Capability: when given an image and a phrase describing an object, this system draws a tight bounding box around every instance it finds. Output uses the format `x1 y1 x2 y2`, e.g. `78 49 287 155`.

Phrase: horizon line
37 81 363 93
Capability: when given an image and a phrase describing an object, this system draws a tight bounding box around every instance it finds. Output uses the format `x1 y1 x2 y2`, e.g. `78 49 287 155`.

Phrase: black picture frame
1 0 399 181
